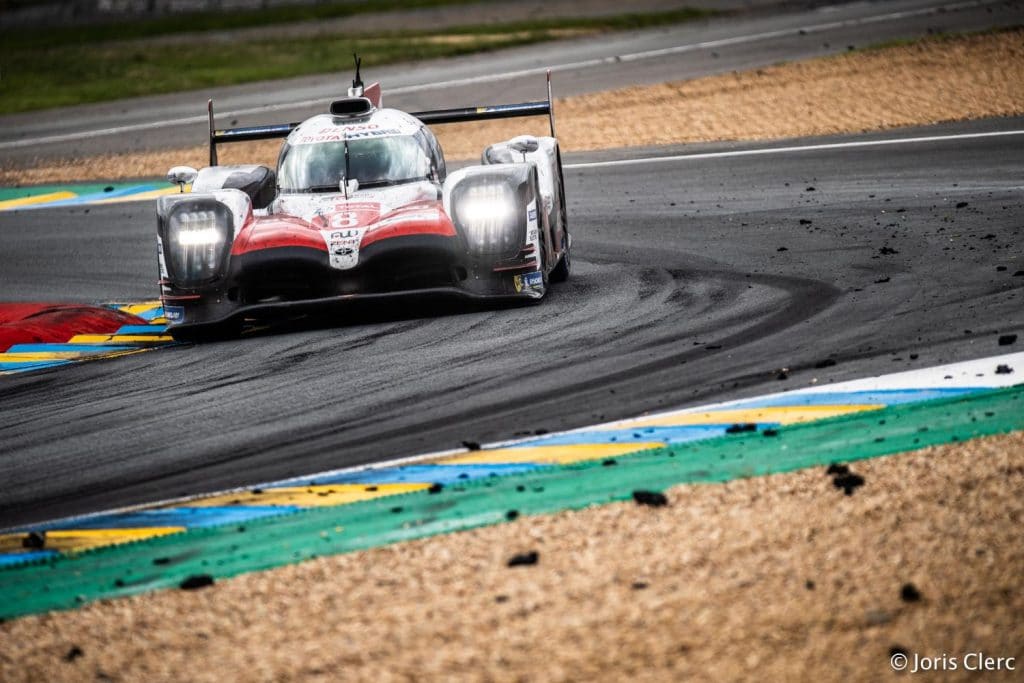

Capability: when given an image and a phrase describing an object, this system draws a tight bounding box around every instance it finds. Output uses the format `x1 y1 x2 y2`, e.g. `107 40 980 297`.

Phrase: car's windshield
278 134 431 192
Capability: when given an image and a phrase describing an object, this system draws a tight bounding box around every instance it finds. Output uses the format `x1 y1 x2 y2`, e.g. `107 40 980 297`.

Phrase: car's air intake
330 97 374 117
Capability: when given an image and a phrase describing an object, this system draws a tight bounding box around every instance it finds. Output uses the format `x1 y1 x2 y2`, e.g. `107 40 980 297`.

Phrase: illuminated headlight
452 181 524 257
164 203 232 287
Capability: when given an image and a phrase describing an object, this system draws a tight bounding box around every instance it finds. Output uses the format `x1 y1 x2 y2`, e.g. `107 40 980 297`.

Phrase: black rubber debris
995 364 1014 375
461 440 481 451
179 574 215 590
879 246 899 255
874 276 890 284
799 219 813 225
390 506 403 514
21 531 45 549
900 583 922 603
495 594 509 603
998 334 1017 346
632 490 669 507
726 423 757 434
890 645 909 658
103 186 114 193
762 428 779 437
805 580 815 590
153 557 170 565
833 472 865 495
805 186 816 191
632 581 649 590
428 483 444 494
507 551 539 567
251 488 263 495
826 463 849 476
777 246 788 252
997 266 1007 271
1014 271 1024 277
776 369 789 380
602 458 617 466
955 201 968 208
506 510 519 521
815 358 837 368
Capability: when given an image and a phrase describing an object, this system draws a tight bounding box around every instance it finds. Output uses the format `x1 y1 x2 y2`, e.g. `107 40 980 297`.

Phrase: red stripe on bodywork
361 201 457 248
231 216 326 256
229 200 457 256
0 304 145 352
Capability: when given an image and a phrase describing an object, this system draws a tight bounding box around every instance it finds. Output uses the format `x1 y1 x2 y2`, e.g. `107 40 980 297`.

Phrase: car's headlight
451 181 524 257
164 202 233 287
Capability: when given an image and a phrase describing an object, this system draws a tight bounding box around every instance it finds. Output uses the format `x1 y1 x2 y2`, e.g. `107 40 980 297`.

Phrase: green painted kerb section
1 386 1021 620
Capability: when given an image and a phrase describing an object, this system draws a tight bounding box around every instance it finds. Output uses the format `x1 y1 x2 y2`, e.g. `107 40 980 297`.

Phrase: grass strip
0 9 711 115
1 384 1019 621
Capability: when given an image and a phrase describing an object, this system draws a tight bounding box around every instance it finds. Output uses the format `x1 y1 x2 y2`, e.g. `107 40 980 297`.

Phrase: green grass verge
0 384 1020 620
1 0 483 48
0 8 712 115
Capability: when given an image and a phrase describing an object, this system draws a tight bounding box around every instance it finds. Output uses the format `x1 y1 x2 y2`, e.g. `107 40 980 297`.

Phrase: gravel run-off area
1 431 1022 681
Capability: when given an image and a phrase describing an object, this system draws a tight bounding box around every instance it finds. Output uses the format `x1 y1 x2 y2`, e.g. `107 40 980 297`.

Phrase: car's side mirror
166 166 198 193
508 136 540 154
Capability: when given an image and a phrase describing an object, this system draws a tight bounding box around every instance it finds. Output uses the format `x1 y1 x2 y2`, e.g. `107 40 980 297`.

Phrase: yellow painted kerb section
602 405 883 429
0 527 184 553
184 483 431 508
442 442 661 465
0 191 77 211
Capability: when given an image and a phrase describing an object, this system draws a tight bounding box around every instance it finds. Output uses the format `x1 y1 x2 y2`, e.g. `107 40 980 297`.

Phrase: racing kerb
0 182 184 212
0 302 175 375
0 350 1021 620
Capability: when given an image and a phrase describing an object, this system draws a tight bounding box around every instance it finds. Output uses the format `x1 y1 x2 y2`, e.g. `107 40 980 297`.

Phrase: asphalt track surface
1 115 1022 528
1 0 1023 163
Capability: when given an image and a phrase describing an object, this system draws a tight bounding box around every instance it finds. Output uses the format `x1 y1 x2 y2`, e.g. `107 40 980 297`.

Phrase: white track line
564 129 1024 169
0 0 997 151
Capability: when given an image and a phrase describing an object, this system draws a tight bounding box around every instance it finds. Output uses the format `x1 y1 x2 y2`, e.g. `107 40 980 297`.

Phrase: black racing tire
550 234 571 283
549 146 571 284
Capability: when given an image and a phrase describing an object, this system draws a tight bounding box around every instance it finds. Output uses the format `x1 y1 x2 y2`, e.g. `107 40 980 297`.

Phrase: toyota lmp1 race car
156 61 571 340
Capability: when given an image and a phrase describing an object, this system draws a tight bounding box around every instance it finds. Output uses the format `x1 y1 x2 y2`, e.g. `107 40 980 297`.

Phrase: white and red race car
157 61 570 340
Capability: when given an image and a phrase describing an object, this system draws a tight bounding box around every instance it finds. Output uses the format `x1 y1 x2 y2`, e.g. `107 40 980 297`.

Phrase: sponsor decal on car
296 128 403 144
164 306 185 323
528 208 537 222
320 228 366 270
513 270 544 293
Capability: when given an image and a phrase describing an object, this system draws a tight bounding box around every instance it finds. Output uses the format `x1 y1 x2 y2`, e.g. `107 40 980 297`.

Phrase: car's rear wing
206 70 556 166
411 71 558 140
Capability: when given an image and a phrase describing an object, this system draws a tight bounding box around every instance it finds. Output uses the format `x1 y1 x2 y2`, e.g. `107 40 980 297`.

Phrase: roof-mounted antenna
348 54 364 97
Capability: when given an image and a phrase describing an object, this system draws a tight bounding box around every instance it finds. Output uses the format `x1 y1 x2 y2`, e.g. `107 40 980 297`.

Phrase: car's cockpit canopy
277 112 446 194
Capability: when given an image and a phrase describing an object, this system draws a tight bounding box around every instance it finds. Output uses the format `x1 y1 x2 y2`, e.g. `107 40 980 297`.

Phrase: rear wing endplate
206 70 557 166
207 101 297 166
